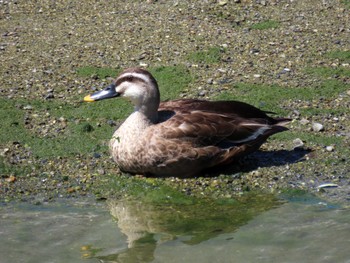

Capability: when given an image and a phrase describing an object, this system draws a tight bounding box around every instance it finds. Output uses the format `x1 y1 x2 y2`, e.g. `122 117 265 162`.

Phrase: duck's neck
136 106 157 123
134 96 159 124
123 110 155 133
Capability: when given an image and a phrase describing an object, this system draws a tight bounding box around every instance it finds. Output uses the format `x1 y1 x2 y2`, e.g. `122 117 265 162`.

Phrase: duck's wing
156 110 287 147
160 99 282 123
143 100 291 176
158 99 290 146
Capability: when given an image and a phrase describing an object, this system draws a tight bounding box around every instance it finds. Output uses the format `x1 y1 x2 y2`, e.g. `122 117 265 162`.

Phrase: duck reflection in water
95 195 280 262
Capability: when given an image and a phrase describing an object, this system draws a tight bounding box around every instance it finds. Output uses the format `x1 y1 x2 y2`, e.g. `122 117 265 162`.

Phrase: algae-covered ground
0 0 349 205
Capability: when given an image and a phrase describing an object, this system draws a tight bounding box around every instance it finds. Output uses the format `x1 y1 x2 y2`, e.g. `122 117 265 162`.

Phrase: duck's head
84 68 160 120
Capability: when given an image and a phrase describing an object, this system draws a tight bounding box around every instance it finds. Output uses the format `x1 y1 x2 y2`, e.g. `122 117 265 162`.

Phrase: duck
84 68 291 177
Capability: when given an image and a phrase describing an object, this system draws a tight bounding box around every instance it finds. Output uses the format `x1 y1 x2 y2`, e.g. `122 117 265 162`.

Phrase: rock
312 122 324 132
218 0 228 6
139 62 148 67
326 145 334 152
198 90 206 97
93 152 101 158
45 92 54 100
292 110 301 117
23 105 33 110
97 168 105 175
293 138 304 149
299 118 309 125
0 148 10 156
6 175 17 183
107 120 117 126
317 183 338 189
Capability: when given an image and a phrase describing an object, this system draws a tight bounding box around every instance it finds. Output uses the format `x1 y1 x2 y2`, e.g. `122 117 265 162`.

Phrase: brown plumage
84 68 291 177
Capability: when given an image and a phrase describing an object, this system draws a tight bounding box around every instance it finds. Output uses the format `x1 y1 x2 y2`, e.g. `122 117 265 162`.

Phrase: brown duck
84 68 290 177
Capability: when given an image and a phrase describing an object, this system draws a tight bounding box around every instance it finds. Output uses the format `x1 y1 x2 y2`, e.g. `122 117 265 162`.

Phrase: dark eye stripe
115 75 147 86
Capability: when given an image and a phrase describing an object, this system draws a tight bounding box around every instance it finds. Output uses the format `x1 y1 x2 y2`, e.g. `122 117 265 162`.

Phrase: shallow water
1 197 349 263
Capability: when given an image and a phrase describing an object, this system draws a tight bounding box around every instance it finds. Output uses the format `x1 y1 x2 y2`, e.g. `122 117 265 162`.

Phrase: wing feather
157 99 290 148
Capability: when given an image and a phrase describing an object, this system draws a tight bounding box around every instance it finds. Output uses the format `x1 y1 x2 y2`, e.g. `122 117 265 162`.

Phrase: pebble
0 148 10 156
45 92 54 100
206 78 213 84
292 138 304 149
299 118 309 125
6 175 16 183
312 122 324 132
107 120 117 126
218 0 228 6
198 90 206 97
317 183 338 189
97 168 106 175
23 105 33 110
326 145 334 152
93 152 101 158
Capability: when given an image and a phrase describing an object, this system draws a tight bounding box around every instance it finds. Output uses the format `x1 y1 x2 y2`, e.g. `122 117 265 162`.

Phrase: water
0 200 127 263
1 197 350 263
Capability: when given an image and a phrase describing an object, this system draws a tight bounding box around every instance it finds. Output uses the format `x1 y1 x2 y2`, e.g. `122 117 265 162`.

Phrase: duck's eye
105 83 116 91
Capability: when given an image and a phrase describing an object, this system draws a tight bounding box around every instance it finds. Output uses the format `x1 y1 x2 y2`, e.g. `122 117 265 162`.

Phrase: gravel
0 0 349 205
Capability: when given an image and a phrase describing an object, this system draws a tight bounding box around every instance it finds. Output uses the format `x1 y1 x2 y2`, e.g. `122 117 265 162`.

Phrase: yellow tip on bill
84 95 94 102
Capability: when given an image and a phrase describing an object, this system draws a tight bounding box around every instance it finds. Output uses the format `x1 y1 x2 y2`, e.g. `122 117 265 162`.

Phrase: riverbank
1 0 349 205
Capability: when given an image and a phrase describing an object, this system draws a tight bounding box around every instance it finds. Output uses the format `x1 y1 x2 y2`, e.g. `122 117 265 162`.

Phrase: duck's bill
84 84 119 102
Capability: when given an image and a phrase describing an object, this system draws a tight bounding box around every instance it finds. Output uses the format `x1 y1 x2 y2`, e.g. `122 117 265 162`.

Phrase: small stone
250 48 260 54
97 168 105 175
1 148 10 156
293 110 301 117
299 118 309 125
45 93 54 100
312 122 324 132
253 74 261 78
198 90 206 97
23 105 33 110
67 187 76 193
326 145 334 152
107 120 117 126
317 183 338 189
218 0 228 6
93 152 101 158
6 175 17 183
293 138 304 149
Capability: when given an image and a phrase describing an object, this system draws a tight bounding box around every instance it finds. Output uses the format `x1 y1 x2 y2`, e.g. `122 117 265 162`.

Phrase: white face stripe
117 72 150 84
